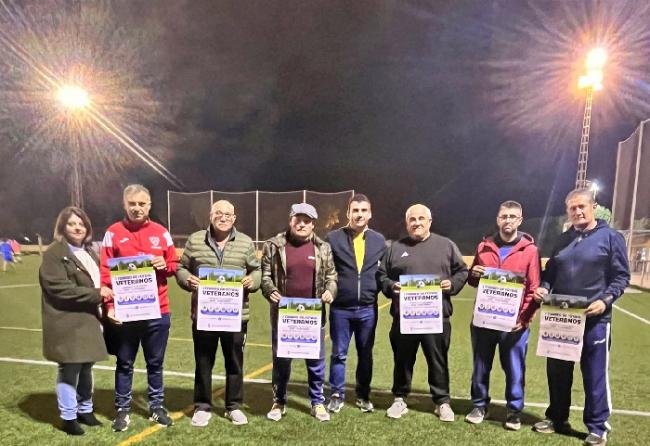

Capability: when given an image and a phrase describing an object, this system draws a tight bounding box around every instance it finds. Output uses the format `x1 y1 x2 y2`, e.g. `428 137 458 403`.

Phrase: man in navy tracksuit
533 189 629 446
325 194 386 413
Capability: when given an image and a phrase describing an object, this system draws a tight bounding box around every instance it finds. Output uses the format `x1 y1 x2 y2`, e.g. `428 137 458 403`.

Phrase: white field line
0 284 39 289
613 304 650 326
0 326 40 332
1 356 649 417
459 298 650 327
0 326 272 347
0 357 270 384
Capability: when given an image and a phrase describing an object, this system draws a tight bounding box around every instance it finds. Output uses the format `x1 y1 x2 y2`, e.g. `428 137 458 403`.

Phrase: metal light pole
56 85 90 208
576 48 606 190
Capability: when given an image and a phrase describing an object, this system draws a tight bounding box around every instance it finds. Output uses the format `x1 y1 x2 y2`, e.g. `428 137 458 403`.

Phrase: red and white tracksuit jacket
100 219 178 314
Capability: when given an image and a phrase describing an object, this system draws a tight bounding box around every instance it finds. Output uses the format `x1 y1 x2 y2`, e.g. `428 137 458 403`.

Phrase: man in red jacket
100 184 178 432
464 200 540 430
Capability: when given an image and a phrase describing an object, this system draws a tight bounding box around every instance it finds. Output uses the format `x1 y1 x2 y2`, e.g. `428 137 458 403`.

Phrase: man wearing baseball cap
261 203 337 422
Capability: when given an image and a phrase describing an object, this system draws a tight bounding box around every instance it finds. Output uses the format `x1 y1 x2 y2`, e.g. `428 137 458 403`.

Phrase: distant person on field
9 239 22 263
100 184 179 432
261 203 337 422
1 239 15 272
464 200 541 430
533 189 629 446
325 194 386 414
377 204 468 422
39 207 111 435
176 200 261 427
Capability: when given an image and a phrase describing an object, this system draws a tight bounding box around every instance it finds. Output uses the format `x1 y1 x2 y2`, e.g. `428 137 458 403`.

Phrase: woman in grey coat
40 207 112 435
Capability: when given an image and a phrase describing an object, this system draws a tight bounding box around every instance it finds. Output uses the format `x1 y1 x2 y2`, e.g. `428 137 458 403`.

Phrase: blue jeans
470 325 530 413
328 305 377 400
56 363 94 420
271 320 326 406
114 314 171 410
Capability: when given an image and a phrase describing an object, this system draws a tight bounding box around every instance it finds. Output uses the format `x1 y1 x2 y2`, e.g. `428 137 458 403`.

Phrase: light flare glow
0 0 185 191
56 85 90 110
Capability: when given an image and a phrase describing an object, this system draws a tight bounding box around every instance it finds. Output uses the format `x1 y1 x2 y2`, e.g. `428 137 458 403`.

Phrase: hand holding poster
277 297 322 359
472 267 525 331
196 267 244 332
536 294 587 362
399 274 443 334
109 255 161 322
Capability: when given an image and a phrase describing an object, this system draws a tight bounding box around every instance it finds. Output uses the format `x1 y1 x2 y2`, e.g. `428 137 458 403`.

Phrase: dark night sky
1 0 650 252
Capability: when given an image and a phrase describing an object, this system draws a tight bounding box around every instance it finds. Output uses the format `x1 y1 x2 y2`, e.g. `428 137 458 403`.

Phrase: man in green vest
177 200 261 427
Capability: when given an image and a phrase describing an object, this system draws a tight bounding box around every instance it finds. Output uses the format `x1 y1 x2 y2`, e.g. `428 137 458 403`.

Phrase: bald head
405 203 432 241
405 204 432 220
210 200 236 234
211 200 235 214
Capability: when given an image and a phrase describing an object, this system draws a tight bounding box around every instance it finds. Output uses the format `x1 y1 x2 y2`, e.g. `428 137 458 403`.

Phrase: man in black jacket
378 204 468 422
325 194 386 414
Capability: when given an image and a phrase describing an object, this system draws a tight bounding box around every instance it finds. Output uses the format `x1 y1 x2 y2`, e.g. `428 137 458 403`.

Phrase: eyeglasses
498 214 521 221
213 211 235 220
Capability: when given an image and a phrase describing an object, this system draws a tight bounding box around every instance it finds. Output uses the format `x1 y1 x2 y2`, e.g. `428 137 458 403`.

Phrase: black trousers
389 319 451 405
192 322 247 411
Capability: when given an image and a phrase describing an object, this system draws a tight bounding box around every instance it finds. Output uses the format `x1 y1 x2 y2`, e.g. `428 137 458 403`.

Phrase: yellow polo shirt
353 231 365 272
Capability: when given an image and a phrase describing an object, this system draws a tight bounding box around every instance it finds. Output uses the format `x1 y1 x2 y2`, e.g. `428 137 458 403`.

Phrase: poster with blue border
277 297 322 359
399 274 443 334
109 255 160 322
196 267 244 332
472 267 525 331
536 297 586 362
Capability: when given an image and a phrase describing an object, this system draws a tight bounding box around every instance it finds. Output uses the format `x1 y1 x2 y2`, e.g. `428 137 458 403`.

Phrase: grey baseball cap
290 203 318 219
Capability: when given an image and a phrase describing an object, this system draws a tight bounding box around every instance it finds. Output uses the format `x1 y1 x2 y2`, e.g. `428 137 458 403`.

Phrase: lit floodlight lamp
585 48 607 71
578 48 606 91
56 85 90 110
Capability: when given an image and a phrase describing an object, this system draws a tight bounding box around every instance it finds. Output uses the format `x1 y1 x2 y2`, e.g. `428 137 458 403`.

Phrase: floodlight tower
56 85 90 208
576 48 606 190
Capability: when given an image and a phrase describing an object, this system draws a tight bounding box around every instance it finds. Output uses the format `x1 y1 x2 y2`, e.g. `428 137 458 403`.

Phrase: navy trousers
114 314 171 410
470 325 529 413
545 321 612 437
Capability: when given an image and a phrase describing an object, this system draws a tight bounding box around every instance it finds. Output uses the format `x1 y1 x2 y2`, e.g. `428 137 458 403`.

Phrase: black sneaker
504 412 521 431
112 409 131 432
77 412 102 426
149 407 173 427
62 419 85 436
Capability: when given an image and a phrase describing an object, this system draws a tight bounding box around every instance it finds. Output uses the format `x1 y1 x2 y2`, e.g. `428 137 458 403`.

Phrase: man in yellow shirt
325 194 386 413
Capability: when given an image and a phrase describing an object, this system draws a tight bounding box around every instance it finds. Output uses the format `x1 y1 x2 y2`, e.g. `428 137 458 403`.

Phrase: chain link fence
168 190 354 250
613 119 650 288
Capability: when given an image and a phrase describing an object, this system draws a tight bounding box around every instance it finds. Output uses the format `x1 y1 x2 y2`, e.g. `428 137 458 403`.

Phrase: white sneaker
434 403 455 422
225 409 248 425
386 398 408 419
311 404 331 422
191 410 212 427
266 403 286 421
327 394 344 413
